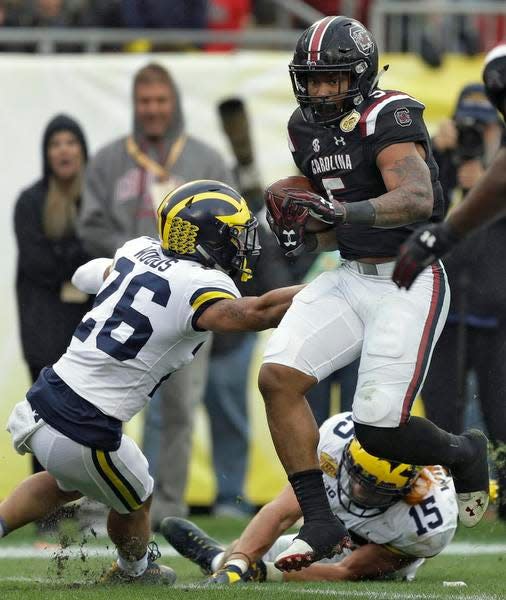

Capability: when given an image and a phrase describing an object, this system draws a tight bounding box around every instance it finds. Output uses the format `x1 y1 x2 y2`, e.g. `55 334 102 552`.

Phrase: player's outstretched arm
393 147 506 289
223 485 302 565
283 542 416 582
196 284 305 332
447 147 506 236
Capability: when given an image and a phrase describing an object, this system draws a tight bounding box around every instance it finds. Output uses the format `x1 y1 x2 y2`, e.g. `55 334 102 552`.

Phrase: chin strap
371 64 390 91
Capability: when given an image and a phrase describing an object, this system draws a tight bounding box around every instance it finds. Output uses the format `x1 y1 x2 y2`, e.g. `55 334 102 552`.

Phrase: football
264 175 331 233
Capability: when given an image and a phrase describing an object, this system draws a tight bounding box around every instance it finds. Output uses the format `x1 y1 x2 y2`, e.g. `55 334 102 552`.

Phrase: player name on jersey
311 153 353 174
134 246 176 272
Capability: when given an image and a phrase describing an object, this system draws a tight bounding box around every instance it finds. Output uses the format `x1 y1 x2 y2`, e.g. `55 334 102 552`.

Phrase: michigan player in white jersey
0 180 304 585
163 411 458 584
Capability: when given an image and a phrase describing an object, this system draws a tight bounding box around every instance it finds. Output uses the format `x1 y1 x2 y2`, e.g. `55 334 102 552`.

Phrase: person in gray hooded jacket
77 62 235 525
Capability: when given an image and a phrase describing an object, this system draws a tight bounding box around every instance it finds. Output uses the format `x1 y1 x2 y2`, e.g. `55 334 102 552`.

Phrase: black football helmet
157 180 260 281
289 15 379 125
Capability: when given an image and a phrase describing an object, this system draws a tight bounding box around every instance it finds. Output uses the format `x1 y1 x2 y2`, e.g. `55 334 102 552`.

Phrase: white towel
6 399 45 455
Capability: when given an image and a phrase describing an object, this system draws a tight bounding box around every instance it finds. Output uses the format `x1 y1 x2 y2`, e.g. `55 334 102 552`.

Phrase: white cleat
457 491 489 527
274 538 315 572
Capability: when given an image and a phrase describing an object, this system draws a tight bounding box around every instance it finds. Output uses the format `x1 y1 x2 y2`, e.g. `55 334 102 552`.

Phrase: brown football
264 175 330 233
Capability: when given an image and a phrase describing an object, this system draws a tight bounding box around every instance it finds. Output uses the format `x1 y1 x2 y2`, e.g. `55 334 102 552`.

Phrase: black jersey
288 89 445 260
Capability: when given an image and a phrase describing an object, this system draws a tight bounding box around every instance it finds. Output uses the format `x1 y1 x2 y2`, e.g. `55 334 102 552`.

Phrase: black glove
265 191 310 258
290 191 346 225
393 222 461 290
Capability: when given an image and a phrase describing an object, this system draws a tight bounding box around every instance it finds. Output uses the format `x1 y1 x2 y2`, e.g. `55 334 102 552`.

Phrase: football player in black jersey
242 16 492 576
394 43 506 289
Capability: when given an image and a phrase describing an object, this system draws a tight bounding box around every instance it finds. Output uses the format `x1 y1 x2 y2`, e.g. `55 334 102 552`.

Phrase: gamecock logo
349 25 374 56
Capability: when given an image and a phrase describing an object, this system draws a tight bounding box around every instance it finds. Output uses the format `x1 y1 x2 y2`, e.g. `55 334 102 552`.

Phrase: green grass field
1 513 505 600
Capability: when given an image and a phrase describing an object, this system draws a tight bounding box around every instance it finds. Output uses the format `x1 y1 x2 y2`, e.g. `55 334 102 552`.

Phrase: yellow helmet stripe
160 192 244 248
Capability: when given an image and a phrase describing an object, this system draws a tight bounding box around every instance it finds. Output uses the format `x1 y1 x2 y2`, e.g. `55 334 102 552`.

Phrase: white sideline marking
0 541 505 560
0 579 502 599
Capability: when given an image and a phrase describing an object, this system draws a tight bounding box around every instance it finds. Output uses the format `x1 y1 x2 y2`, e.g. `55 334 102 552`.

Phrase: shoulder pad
360 91 425 137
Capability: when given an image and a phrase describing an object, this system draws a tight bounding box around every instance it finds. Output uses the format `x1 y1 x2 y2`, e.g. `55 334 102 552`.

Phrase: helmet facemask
290 61 368 125
200 216 260 282
290 16 379 126
157 179 261 281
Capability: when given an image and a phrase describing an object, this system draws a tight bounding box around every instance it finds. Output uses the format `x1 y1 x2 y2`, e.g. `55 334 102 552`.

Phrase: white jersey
318 412 458 558
53 237 240 421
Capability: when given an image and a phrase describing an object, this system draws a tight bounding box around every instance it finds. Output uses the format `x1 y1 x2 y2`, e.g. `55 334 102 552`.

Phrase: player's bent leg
450 429 490 527
0 471 82 536
354 420 490 527
352 267 489 527
258 362 319 474
102 497 176 585
259 363 351 571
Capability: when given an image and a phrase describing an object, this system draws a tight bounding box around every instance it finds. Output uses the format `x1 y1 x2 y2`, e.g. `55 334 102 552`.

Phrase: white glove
71 258 112 294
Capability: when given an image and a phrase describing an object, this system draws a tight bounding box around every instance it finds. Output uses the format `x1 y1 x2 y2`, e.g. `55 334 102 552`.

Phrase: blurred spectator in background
77 63 235 528
119 0 208 28
422 83 506 520
79 0 122 27
17 0 84 27
14 113 92 536
432 83 503 213
202 96 290 517
206 0 251 52
0 0 20 25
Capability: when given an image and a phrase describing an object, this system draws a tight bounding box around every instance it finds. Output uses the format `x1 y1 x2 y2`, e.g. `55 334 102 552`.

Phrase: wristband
343 200 376 225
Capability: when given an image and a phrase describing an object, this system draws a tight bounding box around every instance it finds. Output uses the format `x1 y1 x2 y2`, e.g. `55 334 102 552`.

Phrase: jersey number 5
74 257 171 361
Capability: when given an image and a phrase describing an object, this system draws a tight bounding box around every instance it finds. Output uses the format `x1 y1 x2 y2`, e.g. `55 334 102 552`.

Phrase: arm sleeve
77 152 127 258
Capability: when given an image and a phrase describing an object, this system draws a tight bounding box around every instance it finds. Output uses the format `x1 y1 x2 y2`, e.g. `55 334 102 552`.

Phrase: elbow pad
71 258 112 294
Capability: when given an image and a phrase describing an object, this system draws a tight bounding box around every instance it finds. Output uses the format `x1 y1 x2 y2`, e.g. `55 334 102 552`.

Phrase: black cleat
452 430 490 527
160 517 224 574
274 516 351 572
243 560 267 582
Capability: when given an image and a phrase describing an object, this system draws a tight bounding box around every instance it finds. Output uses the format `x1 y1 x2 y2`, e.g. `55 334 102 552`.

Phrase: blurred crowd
0 1 505 63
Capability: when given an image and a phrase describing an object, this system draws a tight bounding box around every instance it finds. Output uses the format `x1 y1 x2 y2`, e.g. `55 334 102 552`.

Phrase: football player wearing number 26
258 16 490 574
0 180 304 585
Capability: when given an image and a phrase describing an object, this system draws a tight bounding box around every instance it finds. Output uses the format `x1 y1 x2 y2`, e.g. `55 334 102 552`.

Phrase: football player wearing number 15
0 180 304 585
163 412 458 585
261 15 490 573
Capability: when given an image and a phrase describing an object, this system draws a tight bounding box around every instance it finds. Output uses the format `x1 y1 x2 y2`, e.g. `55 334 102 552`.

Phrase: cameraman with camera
421 83 506 521
432 83 502 212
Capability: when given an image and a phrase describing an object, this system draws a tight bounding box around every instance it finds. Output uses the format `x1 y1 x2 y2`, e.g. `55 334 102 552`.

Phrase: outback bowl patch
320 451 338 478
